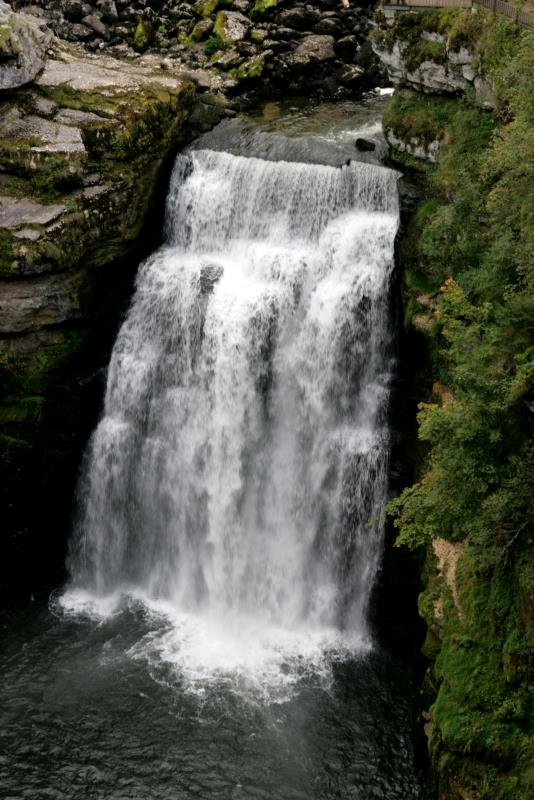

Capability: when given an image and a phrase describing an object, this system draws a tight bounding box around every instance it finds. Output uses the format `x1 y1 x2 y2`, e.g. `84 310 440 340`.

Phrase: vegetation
203 34 225 56
384 12 534 798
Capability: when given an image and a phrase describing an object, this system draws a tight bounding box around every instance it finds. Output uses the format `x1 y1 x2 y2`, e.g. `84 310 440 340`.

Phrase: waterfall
66 148 399 667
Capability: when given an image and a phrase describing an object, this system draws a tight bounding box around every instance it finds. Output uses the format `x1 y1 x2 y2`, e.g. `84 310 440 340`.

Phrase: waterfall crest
68 149 399 646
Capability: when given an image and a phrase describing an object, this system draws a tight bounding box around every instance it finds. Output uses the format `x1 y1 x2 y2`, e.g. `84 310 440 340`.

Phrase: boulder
82 13 109 39
279 6 321 30
213 10 249 46
355 138 375 152
97 0 118 23
63 0 84 21
0 1 52 90
288 35 335 68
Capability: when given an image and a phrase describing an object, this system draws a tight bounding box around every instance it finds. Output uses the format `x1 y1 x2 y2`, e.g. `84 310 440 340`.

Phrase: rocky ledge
13 0 383 100
0 7 212 600
372 9 496 110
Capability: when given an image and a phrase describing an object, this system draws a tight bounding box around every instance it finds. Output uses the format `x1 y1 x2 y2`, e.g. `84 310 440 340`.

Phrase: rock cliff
0 15 203 601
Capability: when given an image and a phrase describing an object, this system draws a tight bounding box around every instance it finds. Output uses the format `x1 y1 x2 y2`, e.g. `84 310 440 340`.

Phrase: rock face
0 39 199 603
372 19 496 109
0 0 52 89
386 129 441 164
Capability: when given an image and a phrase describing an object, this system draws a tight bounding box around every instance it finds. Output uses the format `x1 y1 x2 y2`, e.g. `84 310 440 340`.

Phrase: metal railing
382 0 534 27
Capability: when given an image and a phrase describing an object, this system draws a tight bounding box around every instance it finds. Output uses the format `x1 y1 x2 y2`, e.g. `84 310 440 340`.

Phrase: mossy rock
250 28 267 43
251 0 278 20
134 18 151 52
187 18 213 44
194 0 222 18
230 56 264 82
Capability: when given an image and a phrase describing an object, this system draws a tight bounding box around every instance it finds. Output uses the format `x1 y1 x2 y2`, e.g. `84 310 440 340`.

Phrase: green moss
250 28 267 43
194 0 221 18
229 57 264 82
203 34 225 56
408 38 447 72
383 90 458 147
251 0 278 20
424 547 534 797
213 11 235 47
0 229 16 277
134 17 151 52
187 18 213 44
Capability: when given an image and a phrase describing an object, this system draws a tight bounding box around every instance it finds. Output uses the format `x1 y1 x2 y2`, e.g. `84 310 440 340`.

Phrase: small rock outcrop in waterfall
68 147 400 641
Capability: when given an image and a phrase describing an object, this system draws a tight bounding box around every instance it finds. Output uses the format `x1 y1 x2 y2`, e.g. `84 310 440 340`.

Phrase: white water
64 149 399 691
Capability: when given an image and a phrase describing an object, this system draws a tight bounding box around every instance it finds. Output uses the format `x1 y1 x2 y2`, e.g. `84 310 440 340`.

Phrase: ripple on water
0 597 421 800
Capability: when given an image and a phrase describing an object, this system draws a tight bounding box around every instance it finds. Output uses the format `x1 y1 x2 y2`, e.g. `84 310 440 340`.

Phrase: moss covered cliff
376 9 533 798
0 43 197 603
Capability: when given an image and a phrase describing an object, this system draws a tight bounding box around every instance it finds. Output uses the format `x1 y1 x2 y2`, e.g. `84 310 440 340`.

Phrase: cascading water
2 106 424 800
65 145 399 688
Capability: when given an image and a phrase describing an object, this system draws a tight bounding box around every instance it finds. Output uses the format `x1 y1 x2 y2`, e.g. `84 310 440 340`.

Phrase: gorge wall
372 8 533 799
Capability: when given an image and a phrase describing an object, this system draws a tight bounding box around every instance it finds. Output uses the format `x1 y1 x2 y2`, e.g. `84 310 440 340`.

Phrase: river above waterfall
0 98 422 799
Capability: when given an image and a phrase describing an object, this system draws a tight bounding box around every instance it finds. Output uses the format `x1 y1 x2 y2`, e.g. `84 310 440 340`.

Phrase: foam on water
64 148 399 696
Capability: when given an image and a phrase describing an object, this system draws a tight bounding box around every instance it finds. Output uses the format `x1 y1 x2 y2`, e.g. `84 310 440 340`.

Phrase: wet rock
213 48 242 69
0 1 52 90
313 18 340 37
338 64 364 89
335 35 357 62
355 138 375 152
97 0 118 23
188 18 213 42
70 22 95 40
200 262 223 293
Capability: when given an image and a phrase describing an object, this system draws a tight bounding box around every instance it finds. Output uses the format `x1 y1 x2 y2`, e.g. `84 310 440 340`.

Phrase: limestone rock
0 272 83 334
213 10 249 46
0 0 52 90
0 196 66 230
82 13 108 39
288 35 335 68
386 129 441 164
372 34 496 109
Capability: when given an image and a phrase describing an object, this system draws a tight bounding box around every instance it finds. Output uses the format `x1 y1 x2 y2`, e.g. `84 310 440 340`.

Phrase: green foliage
404 38 447 73
203 35 225 56
385 14 534 796
383 91 459 147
